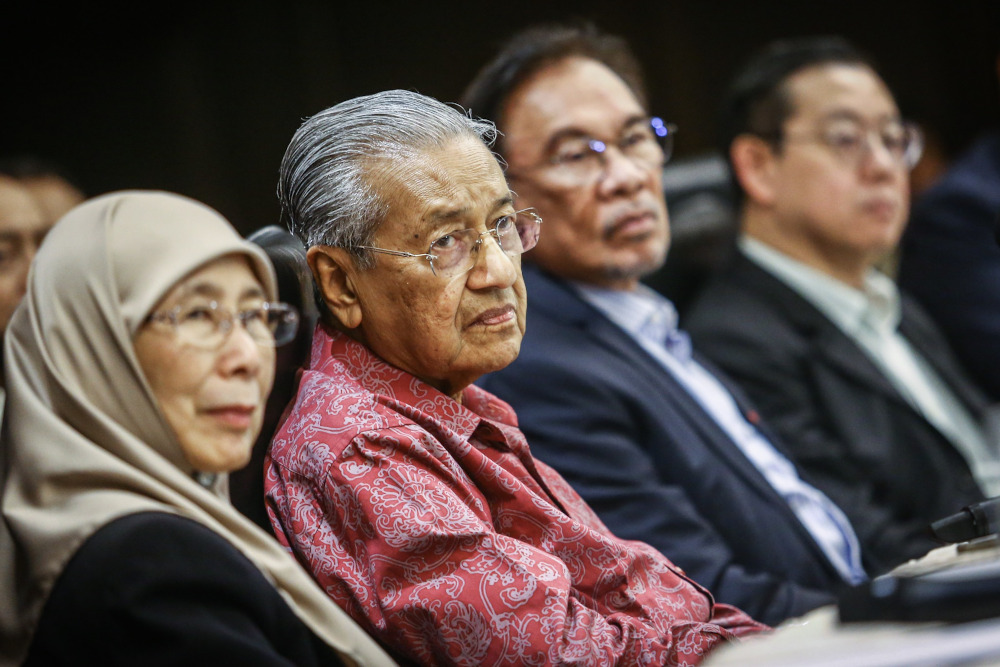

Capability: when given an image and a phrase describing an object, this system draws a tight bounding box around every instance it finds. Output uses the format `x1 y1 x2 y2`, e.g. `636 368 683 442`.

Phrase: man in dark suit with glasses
469 23 876 627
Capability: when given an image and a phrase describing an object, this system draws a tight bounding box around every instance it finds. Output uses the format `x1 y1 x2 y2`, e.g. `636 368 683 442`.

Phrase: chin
190 439 255 474
477 344 523 377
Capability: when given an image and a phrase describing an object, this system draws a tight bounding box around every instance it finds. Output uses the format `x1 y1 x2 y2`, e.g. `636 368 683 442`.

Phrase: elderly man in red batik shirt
264 88 768 666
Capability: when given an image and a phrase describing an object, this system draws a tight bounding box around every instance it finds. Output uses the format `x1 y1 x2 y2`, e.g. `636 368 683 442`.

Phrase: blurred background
4 0 998 236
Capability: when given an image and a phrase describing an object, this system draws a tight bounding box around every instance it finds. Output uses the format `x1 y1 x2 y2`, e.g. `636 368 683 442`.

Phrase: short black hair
719 35 878 153
460 21 648 155
0 153 85 193
718 35 879 200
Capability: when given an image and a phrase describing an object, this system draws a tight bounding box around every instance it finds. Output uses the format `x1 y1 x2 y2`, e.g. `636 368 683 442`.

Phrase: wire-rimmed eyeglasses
357 208 542 280
145 300 300 349
777 118 924 170
506 116 678 187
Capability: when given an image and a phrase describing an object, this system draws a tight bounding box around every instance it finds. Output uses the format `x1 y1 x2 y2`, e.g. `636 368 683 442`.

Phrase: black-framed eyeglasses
145 300 300 349
357 208 542 280
777 118 924 170
507 116 678 187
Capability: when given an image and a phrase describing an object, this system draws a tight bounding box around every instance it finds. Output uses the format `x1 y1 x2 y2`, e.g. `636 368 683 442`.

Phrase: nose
217 322 264 378
860 132 902 178
465 233 517 290
596 148 649 198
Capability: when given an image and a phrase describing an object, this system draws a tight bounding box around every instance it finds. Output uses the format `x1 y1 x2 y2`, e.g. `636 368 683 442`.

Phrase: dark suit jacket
898 130 1000 400
478 264 844 627
684 250 987 569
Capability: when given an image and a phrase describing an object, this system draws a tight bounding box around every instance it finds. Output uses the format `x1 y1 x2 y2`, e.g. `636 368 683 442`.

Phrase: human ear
730 134 779 206
306 246 363 329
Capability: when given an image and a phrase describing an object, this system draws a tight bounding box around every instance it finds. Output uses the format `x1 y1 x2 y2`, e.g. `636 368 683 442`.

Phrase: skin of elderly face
331 136 527 399
133 255 276 473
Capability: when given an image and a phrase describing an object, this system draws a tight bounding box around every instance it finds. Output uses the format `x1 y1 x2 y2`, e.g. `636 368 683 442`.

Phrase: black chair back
642 152 739 317
230 226 318 530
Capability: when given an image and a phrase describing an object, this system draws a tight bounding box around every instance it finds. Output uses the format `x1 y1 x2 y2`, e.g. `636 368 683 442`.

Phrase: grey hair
277 89 498 269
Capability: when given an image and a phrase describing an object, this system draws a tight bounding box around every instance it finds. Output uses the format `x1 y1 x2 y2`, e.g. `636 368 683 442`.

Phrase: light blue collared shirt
574 280 867 585
740 236 1000 496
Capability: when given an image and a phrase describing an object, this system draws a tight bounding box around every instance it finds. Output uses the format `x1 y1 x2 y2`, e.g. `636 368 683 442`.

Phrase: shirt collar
571 281 693 360
312 323 524 446
739 235 901 336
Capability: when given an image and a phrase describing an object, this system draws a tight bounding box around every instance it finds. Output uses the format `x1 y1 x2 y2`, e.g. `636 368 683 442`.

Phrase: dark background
4 0 999 236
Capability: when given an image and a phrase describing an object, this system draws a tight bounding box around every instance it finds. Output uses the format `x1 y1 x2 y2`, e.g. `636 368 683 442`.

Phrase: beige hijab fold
0 191 394 666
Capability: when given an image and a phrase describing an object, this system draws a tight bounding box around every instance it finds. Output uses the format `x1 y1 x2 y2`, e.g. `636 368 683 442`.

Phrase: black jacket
685 250 987 568
25 512 348 666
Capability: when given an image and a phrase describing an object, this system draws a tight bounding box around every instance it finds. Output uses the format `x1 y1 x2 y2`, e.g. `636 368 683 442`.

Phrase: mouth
203 405 257 430
468 303 516 328
862 197 901 220
603 209 659 241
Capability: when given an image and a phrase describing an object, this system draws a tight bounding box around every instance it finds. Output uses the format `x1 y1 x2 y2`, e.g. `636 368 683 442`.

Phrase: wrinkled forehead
370 137 511 233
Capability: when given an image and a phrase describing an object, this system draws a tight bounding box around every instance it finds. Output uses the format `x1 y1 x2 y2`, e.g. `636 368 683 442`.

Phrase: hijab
0 191 395 666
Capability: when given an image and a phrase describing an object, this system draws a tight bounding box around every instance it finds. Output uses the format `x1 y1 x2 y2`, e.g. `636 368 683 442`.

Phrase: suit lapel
730 254 914 409
899 298 990 416
523 265 845 575
524 265 823 512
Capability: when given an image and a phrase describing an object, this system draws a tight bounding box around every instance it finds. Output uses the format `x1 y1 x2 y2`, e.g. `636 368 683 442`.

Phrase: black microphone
930 496 1000 544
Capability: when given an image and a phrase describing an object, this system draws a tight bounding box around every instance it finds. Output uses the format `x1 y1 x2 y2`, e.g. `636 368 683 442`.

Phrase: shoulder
686 253 770 314
270 366 414 478
52 512 265 592
910 134 1000 224
686 259 795 339
29 513 343 666
686 270 818 376
35 513 276 638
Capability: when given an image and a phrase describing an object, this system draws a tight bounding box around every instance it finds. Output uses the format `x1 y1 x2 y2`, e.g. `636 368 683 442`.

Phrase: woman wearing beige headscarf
0 191 395 666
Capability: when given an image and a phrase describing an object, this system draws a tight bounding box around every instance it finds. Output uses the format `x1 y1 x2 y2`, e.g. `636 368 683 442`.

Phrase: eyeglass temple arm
356 246 436 260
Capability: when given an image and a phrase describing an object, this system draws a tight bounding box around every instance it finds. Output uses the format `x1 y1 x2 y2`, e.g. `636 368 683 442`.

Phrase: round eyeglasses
507 116 678 187
145 300 300 350
357 208 542 280
778 119 924 170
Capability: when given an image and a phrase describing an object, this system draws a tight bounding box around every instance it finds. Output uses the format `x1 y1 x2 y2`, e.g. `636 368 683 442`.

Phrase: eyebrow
179 281 266 302
543 114 649 153
427 194 515 223
819 109 902 125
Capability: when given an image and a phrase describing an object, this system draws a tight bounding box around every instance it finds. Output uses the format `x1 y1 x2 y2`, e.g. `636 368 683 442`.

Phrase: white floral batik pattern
265 326 768 666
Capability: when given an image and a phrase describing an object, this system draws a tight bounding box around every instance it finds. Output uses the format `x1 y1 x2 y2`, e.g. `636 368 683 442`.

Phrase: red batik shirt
265 325 768 666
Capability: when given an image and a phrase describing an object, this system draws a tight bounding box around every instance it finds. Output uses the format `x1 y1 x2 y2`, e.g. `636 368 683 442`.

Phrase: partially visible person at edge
265 89 768 666
0 190 395 666
897 20 1000 403
467 22 868 627
0 155 83 406
0 176 49 404
0 154 86 226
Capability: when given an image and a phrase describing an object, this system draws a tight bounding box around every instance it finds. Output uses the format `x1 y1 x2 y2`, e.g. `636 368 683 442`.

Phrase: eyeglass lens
547 117 676 183
429 210 541 277
170 302 299 349
805 120 923 168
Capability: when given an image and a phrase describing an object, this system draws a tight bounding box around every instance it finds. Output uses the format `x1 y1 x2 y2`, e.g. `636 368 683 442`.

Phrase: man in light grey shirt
686 35 991 568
